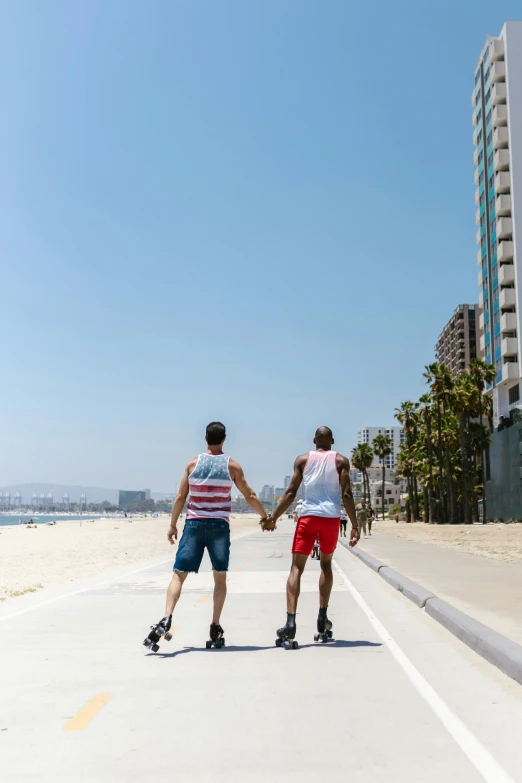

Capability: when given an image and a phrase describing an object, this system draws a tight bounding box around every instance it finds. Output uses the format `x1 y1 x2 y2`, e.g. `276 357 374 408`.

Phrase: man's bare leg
319 553 334 608
317 553 334 639
165 571 189 617
286 553 308 613
212 571 227 625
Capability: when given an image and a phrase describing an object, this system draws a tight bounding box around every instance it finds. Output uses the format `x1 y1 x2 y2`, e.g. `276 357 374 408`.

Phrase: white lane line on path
0 557 176 623
332 558 514 783
0 525 260 624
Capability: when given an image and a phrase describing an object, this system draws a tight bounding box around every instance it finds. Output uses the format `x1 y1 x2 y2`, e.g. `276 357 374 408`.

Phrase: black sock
286 613 296 627
318 607 328 619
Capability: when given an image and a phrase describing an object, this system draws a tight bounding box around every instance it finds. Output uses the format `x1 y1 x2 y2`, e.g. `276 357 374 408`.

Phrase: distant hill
0 483 176 504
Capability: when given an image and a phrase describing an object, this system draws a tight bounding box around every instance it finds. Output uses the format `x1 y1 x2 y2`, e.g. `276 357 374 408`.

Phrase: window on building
486 109 492 125
479 171 484 186
478 150 484 165
487 131 493 146
488 153 494 168
476 109 482 124
491 218 496 233
475 70 481 86
489 197 495 213
484 67 490 82
509 384 520 405
485 89 491 104
491 240 497 255
488 174 494 189
480 215 486 228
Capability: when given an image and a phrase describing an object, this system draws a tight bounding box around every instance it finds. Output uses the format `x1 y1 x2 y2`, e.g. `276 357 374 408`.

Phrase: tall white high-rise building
473 21 522 520
474 22 522 415
357 426 405 470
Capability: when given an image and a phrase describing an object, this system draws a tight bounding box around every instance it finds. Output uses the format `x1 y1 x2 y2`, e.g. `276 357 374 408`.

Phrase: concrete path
2 521 522 782
357 530 522 646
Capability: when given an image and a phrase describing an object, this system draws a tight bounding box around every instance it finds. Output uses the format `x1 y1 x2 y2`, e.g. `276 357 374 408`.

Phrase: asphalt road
1 521 522 782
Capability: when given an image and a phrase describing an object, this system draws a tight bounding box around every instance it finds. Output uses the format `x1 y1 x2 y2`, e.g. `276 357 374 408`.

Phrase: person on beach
339 506 348 538
367 505 374 536
266 426 359 645
356 500 368 538
145 421 272 648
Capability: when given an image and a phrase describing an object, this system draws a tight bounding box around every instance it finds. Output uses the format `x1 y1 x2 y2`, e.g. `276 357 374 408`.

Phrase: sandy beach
375 518 522 563
0 513 262 602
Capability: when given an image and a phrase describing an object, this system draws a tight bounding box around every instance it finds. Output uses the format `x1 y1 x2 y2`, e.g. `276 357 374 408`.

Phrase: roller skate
143 615 173 652
275 614 298 650
314 608 333 643
206 623 225 649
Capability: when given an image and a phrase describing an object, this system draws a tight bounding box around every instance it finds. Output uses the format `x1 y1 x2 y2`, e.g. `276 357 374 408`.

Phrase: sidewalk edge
339 538 522 686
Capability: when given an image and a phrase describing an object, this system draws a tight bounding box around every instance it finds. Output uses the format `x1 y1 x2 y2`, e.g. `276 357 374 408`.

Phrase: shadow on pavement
149 639 382 659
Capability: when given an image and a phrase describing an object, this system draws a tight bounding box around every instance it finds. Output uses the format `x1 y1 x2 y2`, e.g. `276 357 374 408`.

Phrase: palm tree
351 444 373 504
395 401 421 522
373 434 392 521
452 372 478 524
468 358 496 523
419 393 436 523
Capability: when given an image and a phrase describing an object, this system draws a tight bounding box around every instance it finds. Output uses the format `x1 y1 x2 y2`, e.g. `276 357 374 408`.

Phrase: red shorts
292 515 340 556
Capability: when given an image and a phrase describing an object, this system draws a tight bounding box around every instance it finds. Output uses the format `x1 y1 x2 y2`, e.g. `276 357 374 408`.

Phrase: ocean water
0 514 112 527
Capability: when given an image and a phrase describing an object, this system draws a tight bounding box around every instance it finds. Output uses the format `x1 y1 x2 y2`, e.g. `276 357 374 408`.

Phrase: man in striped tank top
269 427 359 645
146 422 270 648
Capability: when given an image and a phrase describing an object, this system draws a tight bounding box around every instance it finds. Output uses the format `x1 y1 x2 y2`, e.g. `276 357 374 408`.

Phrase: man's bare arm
337 453 359 547
271 455 307 524
229 460 268 519
168 460 195 544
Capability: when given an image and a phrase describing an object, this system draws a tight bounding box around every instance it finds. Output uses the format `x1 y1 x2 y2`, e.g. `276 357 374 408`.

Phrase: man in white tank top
143 421 271 651
268 426 359 645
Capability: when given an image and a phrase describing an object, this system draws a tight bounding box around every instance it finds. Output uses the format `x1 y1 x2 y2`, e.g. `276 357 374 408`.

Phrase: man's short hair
206 421 226 445
315 426 333 439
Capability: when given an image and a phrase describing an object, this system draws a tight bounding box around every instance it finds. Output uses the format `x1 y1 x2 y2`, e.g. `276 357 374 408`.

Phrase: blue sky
1 1 520 492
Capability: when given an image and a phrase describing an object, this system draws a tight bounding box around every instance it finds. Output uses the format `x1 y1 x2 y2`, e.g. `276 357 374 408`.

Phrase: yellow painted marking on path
197 595 209 604
63 693 113 731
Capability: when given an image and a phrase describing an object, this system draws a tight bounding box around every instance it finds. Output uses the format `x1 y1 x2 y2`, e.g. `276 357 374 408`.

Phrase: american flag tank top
187 453 233 521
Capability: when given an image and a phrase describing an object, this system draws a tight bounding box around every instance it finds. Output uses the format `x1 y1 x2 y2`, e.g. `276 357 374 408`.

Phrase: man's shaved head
314 426 334 448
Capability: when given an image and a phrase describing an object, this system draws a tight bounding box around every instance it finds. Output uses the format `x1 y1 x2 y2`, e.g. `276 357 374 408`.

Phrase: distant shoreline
0 513 158 527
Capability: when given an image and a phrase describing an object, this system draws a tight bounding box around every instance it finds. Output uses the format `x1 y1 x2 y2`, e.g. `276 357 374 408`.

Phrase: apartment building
435 305 480 373
473 21 522 519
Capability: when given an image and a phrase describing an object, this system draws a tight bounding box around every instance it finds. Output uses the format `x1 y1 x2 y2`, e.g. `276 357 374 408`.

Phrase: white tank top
299 450 341 519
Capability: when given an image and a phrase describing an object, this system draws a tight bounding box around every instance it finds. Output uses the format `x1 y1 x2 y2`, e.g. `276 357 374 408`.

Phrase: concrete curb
379 566 436 609
339 539 522 686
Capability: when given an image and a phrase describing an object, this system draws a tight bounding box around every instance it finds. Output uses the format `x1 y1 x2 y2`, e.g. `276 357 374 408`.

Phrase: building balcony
492 82 507 105
498 240 514 262
500 288 516 308
474 168 481 186
493 104 508 127
489 39 505 61
501 312 517 333
475 187 480 205
497 218 513 240
491 61 506 83
476 227 482 245
495 171 511 193
493 126 509 149
478 269 484 287
472 90 478 108
501 362 519 384
494 149 510 172
476 207 481 225
473 127 480 145
479 290 484 308
499 263 515 284
473 147 480 166
496 194 512 216
477 248 484 266
502 337 518 357
480 333 486 352
479 310 486 330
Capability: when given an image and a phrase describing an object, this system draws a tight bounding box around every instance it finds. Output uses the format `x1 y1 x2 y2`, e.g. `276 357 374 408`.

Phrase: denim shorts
173 518 230 573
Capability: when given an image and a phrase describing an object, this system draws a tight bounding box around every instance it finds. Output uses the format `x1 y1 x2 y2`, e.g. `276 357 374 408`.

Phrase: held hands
167 524 178 545
349 525 360 548
260 515 276 532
